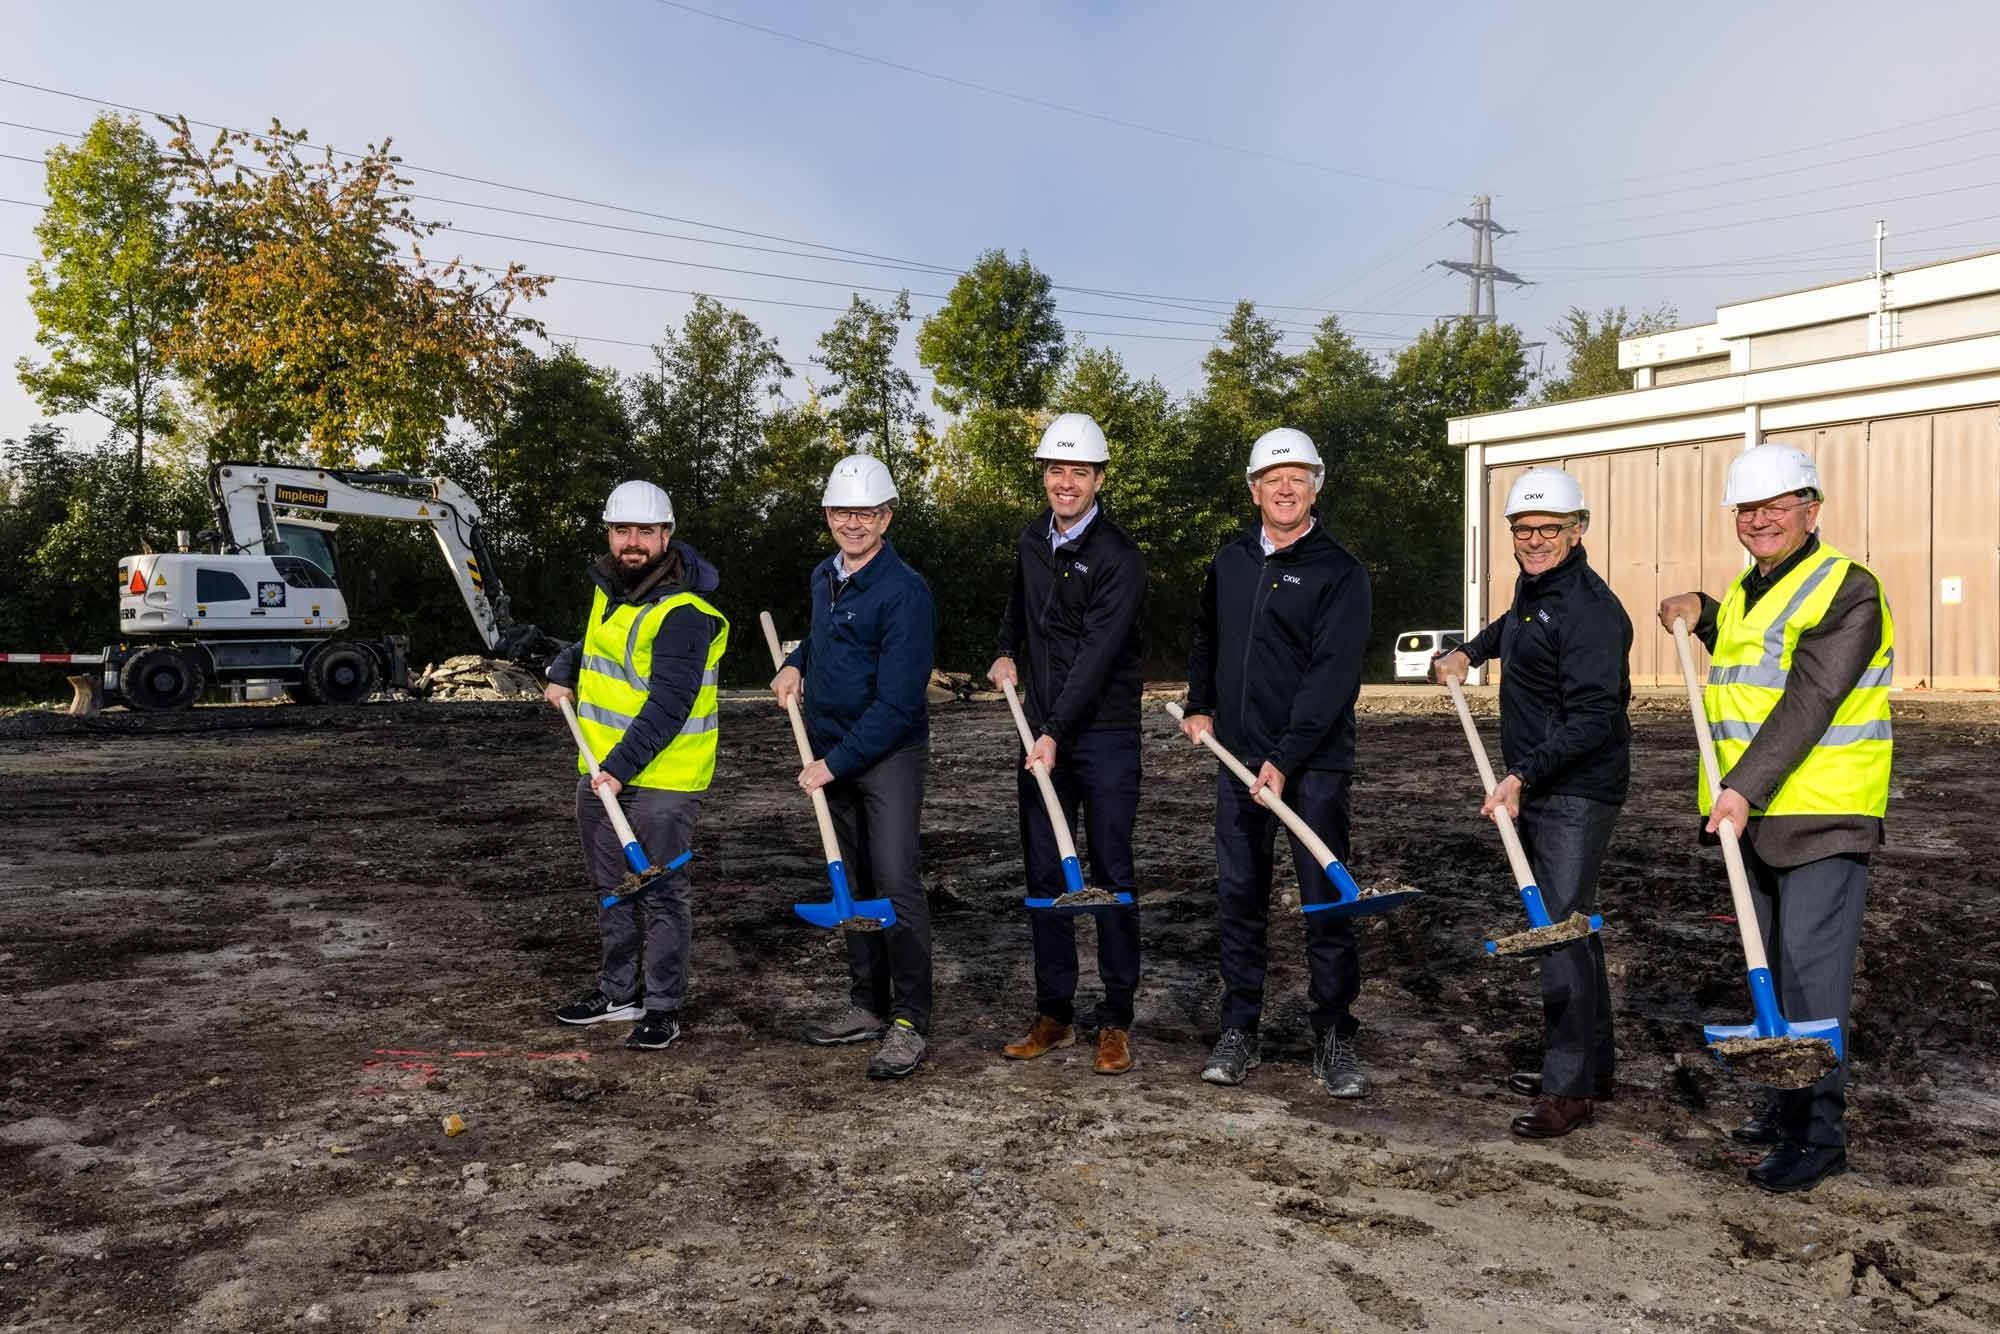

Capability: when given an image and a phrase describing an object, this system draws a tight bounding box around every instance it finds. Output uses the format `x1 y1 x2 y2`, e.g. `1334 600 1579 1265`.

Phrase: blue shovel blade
1303 859 1423 918
599 849 693 908
1024 856 1134 912
1023 891 1136 914
1482 890 1605 956
794 859 896 931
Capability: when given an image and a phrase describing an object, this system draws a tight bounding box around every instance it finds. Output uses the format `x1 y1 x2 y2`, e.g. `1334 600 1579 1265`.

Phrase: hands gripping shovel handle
1001 680 1133 912
1164 702 1420 918
759 612 895 932
1672 617 1842 1083
1443 677 1602 956
557 697 692 908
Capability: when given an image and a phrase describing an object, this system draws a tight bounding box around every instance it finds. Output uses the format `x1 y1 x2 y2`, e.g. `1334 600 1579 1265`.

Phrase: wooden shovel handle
1001 680 1081 864
760 610 843 868
1444 677 1539 894
557 696 644 851
1671 617 1769 974
1165 702 1341 870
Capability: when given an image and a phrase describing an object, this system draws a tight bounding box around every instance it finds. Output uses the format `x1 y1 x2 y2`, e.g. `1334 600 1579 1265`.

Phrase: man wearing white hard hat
773 454 938 1080
989 412 1147 1075
1659 441 1893 1195
1433 466 1632 1140
1181 427 1374 1096
543 480 729 1052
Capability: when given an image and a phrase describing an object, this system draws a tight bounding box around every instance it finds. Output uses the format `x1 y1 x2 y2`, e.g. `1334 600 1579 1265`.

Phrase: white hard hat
822 453 899 508
1722 443 1821 508
603 479 674 525
1036 412 1109 465
1504 467 1589 519
1245 427 1324 488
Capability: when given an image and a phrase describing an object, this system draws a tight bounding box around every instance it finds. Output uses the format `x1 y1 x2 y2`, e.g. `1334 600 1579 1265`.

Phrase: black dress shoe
1730 1100 1790 1146
1507 1071 1616 1101
1748 1142 1847 1194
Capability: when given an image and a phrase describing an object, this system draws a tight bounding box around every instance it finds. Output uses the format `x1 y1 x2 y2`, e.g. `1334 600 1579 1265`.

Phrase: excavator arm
207 462 542 657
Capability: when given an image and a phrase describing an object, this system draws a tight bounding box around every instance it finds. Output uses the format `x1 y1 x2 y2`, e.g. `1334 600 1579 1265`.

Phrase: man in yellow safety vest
1659 441 1892 1194
543 479 729 1051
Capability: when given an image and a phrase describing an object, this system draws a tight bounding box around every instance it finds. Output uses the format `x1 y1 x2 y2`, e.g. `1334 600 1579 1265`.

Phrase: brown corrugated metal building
1451 249 2000 688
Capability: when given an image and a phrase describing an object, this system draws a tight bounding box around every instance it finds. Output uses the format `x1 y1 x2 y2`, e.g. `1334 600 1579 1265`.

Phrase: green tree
914 249 1064 414
17 115 188 475
1538 304 1679 403
629 296 790 512
813 292 924 462
457 346 636 634
162 117 548 467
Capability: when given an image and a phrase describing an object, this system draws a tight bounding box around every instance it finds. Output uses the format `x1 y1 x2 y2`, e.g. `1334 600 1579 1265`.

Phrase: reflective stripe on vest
576 587 730 791
1700 541 1893 819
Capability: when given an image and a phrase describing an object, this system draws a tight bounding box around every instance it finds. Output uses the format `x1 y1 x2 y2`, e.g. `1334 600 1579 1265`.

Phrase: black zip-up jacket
995 507 1146 742
1459 543 1632 803
1185 517 1371 776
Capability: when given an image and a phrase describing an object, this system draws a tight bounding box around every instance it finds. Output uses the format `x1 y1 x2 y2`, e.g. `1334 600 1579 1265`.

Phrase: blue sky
6 0 2000 446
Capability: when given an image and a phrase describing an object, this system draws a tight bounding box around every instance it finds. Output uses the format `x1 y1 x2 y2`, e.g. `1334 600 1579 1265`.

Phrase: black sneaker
803 1005 888 1046
555 990 643 1026
1312 1029 1370 1099
1201 1028 1260 1086
626 1011 681 1050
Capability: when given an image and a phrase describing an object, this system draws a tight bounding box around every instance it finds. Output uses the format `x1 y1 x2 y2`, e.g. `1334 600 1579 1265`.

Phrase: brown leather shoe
1002 1015 1074 1060
1093 1027 1133 1075
1511 1095 1594 1139
1508 1071 1616 1102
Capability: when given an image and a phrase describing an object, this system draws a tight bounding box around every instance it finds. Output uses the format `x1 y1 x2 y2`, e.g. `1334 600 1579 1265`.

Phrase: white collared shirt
1259 518 1315 557
1050 503 1099 551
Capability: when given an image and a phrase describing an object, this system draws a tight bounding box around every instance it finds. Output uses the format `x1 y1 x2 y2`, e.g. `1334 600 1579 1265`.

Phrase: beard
611 548 671 593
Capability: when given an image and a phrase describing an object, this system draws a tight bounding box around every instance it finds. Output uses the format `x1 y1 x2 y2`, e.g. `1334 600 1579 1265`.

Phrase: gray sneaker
1201 1028 1260 1086
868 1020 926 1080
1313 1029 1369 1099
802 1005 887 1046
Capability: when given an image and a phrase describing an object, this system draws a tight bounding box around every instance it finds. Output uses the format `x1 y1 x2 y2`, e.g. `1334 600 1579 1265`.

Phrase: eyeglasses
827 507 887 525
1734 498 1816 523
1509 521 1578 541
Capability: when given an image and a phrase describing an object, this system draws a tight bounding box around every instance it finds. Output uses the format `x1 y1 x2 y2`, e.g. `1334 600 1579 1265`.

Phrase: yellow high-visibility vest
576 588 729 791
1702 541 1892 818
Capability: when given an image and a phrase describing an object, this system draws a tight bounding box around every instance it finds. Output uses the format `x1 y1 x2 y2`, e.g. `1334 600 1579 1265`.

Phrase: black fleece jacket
995 507 1146 741
1185 517 1371 776
545 541 722 785
1459 543 1632 804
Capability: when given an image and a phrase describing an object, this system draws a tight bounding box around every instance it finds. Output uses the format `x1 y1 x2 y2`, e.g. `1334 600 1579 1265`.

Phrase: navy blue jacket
783 540 934 778
547 540 722 785
1185 518 1371 776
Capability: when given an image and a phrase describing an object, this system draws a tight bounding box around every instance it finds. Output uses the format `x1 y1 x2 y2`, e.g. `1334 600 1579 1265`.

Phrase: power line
1515 119 2000 215
1550 93 2000 192
641 1 1465 196
0 93 1438 322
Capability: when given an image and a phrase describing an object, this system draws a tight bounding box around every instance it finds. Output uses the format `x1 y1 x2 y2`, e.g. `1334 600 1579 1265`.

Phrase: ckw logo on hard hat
1522 492 1544 500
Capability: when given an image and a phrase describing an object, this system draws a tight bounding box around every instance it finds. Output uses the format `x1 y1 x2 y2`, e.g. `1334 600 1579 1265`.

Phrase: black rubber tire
119 647 204 712
302 642 379 706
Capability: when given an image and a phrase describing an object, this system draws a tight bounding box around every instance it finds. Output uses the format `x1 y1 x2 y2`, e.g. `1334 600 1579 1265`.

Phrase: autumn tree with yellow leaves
160 117 548 467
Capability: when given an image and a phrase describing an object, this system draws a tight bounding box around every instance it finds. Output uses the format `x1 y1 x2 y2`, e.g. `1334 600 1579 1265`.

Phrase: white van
1393 629 1465 681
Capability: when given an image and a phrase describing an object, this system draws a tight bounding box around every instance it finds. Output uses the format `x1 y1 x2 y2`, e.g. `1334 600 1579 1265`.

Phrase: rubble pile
413 655 544 701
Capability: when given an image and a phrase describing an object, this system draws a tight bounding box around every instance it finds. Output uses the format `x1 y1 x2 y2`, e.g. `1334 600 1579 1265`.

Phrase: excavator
101 461 541 711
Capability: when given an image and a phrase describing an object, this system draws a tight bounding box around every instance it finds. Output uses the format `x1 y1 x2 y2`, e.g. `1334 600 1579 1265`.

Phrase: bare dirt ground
1 694 1997 1333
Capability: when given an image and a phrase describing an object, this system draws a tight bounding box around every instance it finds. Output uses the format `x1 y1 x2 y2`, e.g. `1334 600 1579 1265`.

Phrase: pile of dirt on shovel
1712 1034 1841 1088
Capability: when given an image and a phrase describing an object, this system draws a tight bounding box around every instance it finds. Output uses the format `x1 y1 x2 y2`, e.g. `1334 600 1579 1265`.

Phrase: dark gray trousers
1019 727 1141 1029
823 742 932 1033
1739 842 1869 1148
576 778 700 1014
1514 793 1620 1099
